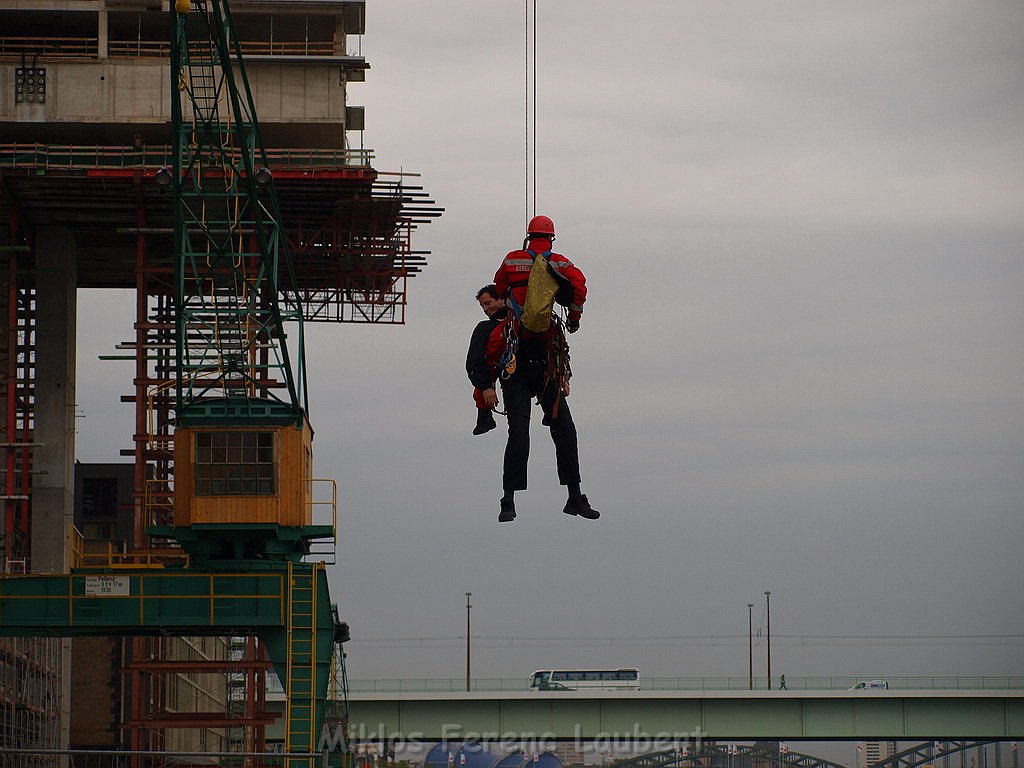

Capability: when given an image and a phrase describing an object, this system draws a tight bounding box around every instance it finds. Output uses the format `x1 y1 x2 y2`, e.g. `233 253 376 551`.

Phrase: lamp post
747 603 754 690
465 592 472 692
764 590 772 689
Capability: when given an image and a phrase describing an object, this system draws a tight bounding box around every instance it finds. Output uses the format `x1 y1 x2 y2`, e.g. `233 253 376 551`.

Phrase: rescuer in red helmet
487 215 598 523
494 215 587 333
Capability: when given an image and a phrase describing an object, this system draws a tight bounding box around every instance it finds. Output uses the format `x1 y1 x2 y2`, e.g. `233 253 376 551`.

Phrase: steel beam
346 690 1024 740
0 562 335 754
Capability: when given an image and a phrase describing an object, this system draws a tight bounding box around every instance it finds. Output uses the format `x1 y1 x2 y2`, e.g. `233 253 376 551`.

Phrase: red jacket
493 236 587 324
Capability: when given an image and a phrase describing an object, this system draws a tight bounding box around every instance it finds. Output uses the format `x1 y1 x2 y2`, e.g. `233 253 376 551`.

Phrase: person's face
478 293 504 318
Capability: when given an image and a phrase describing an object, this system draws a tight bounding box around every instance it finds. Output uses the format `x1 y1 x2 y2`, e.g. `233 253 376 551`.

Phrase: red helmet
526 215 555 237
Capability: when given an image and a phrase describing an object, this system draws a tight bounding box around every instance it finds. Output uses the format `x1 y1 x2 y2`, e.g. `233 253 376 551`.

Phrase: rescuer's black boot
563 493 599 520
498 495 517 523
473 409 497 435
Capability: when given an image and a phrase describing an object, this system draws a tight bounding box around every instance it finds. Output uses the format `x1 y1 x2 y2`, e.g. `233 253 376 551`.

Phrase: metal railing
0 143 373 170
0 748 332 768
306 477 338 564
108 39 343 58
68 524 189 570
0 36 98 58
347 675 1024 693
1 35 352 60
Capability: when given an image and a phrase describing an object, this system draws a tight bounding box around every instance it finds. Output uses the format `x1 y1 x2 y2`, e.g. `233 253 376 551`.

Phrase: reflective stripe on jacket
493 236 587 323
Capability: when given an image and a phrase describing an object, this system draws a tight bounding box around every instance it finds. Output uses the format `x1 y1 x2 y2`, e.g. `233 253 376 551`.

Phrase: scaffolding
0 0 440 753
0 637 61 762
0 214 61 768
0 242 34 573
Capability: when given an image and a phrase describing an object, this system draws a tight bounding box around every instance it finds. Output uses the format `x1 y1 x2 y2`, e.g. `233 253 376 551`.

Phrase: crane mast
164 0 331 564
170 0 307 428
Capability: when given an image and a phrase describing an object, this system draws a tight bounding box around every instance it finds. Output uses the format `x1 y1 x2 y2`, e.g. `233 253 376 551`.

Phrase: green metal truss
0 560 336 754
170 0 308 427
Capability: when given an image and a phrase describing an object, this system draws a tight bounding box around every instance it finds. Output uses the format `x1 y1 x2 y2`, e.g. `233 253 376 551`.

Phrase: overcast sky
76 0 1024 687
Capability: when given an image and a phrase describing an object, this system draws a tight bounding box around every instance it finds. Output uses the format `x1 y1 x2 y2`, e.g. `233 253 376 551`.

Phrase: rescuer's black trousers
499 358 580 491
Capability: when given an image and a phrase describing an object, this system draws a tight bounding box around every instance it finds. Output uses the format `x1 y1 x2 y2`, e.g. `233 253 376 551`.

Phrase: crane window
195 431 276 495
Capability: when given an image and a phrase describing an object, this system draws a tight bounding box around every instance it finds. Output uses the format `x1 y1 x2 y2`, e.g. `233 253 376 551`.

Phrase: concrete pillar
32 226 77 757
32 225 77 574
97 4 109 59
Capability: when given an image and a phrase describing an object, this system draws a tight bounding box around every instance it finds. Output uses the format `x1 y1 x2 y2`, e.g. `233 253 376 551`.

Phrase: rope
525 0 537 220
525 0 529 222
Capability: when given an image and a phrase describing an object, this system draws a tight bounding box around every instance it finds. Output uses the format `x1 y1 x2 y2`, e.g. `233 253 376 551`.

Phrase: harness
498 295 572 419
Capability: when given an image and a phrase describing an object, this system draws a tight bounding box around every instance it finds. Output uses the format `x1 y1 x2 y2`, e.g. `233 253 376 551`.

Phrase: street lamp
747 603 754 690
764 590 772 689
465 592 472 692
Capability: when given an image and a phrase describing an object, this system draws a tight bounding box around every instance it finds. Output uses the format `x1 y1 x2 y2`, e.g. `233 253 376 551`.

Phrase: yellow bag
520 251 559 333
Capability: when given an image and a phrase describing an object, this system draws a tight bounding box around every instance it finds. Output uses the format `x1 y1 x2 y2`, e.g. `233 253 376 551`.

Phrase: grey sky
75 0 1024 685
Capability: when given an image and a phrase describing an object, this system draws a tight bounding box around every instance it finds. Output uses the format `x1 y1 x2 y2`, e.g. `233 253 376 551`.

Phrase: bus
529 668 640 691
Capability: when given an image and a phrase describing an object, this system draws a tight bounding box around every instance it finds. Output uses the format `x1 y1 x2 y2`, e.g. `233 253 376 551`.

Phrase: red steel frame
2 214 33 573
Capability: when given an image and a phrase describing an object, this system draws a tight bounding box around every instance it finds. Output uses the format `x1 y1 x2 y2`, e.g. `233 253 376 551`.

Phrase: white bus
529 668 640 691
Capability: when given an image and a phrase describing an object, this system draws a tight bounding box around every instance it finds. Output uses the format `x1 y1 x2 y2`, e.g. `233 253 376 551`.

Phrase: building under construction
0 0 440 757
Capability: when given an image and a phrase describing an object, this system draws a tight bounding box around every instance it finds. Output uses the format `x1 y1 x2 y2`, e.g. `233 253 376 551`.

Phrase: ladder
286 561 317 752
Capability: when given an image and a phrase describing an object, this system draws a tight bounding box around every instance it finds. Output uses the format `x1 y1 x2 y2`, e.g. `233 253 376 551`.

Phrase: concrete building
858 742 899 768
1 0 438 756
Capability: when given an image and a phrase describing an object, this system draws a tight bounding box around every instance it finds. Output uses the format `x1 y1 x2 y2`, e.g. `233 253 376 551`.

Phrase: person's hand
567 318 580 334
482 388 499 408
561 380 571 396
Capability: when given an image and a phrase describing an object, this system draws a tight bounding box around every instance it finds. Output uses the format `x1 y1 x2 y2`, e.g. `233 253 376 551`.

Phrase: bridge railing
346 675 1024 693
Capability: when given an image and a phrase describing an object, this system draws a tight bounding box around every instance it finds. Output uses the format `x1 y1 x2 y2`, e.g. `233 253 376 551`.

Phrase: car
538 681 573 691
849 679 889 690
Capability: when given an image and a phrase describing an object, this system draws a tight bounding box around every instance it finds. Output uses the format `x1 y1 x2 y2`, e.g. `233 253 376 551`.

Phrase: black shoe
563 494 599 520
498 497 517 523
473 411 497 435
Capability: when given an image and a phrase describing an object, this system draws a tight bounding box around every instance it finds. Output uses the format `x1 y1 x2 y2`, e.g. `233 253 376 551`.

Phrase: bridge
346 689 1024 741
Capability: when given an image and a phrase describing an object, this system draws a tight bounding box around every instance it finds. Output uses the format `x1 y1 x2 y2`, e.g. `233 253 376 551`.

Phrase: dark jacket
466 307 509 390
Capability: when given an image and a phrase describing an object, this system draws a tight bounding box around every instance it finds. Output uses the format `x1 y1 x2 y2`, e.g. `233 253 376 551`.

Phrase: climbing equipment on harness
502 350 517 378
545 314 572 419
499 315 519 380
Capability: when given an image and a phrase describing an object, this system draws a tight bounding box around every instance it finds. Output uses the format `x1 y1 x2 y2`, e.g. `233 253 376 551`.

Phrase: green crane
169 0 307 428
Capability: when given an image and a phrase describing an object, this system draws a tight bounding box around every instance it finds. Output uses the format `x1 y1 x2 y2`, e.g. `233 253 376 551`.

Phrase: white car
849 679 889 690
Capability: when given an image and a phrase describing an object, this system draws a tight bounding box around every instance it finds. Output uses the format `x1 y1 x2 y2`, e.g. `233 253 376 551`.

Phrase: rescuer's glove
566 318 580 334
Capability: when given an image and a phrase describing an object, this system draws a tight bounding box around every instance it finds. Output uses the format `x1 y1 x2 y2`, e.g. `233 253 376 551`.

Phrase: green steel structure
874 741 1008 768
615 744 848 768
346 690 1024 740
613 742 1011 768
0 560 338 754
170 0 307 427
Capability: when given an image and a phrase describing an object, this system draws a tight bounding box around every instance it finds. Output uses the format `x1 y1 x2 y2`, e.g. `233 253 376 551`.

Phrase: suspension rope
525 0 537 220
525 0 529 222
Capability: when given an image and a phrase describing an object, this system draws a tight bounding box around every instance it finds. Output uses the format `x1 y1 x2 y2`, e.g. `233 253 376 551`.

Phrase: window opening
194 431 276 496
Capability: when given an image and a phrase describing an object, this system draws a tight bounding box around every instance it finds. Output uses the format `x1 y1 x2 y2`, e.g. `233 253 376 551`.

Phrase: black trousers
500 358 581 491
